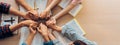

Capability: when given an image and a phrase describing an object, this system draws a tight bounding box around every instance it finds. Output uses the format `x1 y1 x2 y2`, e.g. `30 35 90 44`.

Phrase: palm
37 23 48 36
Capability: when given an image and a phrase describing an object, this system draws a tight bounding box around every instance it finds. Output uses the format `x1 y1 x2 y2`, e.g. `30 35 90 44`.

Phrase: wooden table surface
0 0 73 45
2 0 120 45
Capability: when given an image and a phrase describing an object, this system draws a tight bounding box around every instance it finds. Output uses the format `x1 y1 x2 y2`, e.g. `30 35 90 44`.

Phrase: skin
46 0 82 31
8 0 82 45
53 0 82 19
48 29 56 41
69 42 74 45
24 23 56 45
16 0 39 20
40 0 61 19
25 24 37 45
9 6 32 20
9 20 38 32
37 23 50 42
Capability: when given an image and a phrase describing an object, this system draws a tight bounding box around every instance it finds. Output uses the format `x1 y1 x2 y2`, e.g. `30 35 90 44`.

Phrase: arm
37 23 50 42
46 0 53 7
0 2 23 17
0 2 31 19
9 21 24 32
45 0 61 11
16 0 39 20
9 7 31 19
25 33 35 45
40 0 61 19
9 20 37 32
46 18 62 32
16 0 33 11
25 24 37 45
48 32 56 41
53 1 81 19
42 35 50 42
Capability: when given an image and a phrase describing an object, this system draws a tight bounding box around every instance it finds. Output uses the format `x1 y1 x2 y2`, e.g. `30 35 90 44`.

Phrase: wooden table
0 0 73 45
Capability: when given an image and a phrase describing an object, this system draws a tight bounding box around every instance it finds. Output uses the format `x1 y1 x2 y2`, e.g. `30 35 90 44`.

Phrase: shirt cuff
0 2 11 14
22 42 27 45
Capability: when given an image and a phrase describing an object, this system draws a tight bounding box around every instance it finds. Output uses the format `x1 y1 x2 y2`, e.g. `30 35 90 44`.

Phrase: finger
40 23 43 26
29 24 37 31
46 15 50 19
29 26 34 31
28 12 34 19
37 27 42 32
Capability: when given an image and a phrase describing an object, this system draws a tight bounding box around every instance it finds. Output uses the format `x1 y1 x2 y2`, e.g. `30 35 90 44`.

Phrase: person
22 23 55 45
21 23 37 45
37 23 54 45
16 0 39 20
0 2 38 39
40 0 82 20
0 2 32 20
0 19 37 39
53 0 82 19
46 18 97 45
40 0 61 19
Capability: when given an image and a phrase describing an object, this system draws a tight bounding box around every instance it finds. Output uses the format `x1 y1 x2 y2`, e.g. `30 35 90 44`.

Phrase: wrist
42 33 48 37
45 8 51 12
21 12 26 18
19 22 25 27
43 35 49 42
30 33 36 36
26 7 34 11
54 25 62 32
20 21 26 26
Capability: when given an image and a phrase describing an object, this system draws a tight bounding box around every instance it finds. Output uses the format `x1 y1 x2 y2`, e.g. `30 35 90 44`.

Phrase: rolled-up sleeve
61 25 97 45
0 2 11 14
0 25 13 39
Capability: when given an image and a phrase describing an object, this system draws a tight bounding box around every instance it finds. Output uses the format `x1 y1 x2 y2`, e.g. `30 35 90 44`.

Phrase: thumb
37 27 42 32
29 26 34 31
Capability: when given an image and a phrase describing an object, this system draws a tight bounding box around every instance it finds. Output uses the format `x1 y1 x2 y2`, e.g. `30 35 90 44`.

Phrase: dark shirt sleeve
44 40 54 45
0 2 11 14
22 42 27 45
0 25 13 39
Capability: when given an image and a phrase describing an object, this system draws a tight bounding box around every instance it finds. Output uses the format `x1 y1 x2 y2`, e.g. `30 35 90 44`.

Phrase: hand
27 10 39 20
39 10 51 19
21 12 31 20
37 23 48 36
29 24 37 35
46 18 62 31
21 20 38 26
46 17 56 27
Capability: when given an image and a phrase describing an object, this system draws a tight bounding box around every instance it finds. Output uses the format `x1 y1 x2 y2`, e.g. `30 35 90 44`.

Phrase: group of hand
21 9 57 36
23 9 51 20
29 23 49 36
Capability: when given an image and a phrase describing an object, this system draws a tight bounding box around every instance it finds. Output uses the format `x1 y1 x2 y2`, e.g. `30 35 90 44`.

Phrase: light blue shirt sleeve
61 25 97 45
22 42 27 45
53 39 64 45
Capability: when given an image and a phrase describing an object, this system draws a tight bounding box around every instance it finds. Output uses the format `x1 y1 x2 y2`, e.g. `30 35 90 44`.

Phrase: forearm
53 2 77 19
16 0 33 11
45 0 61 11
48 33 56 40
26 33 35 45
9 7 25 17
46 0 53 7
49 25 62 32
43 35 50 42
9 21 24 32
